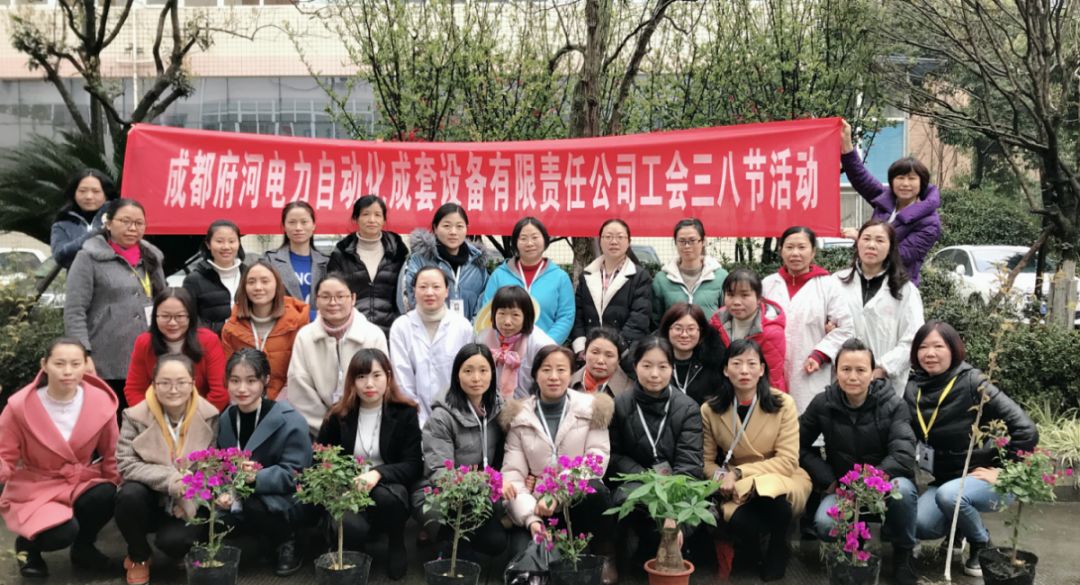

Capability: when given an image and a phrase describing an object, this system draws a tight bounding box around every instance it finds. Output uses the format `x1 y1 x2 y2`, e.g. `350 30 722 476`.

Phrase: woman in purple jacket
840 120 941 285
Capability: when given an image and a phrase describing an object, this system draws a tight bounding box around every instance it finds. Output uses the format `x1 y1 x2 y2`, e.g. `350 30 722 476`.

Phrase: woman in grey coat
64 199 166 409
415 344 507 560
50 169 119 269
261 201 328 319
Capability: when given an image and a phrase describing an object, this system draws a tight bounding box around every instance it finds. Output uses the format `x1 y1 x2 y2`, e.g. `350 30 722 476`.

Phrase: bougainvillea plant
181 448 259 566
295 444 375 570
532 454 605 569
822 463 899 567
422 460 503 577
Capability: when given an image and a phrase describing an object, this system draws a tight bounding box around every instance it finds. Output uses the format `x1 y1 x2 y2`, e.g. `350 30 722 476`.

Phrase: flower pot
424 559 481 585
315 551 372 585
826 554 881 585
643 558 695 585
185 545 241 585
549 554 604 585
979 547 1038 585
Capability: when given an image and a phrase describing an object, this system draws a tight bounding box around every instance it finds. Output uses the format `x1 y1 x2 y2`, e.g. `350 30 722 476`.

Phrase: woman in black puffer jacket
904 320 1037 579
327 195 408 336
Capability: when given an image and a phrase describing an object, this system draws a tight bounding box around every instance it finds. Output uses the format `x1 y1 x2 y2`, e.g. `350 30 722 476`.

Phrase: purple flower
855 550 871 563
826 506 840 520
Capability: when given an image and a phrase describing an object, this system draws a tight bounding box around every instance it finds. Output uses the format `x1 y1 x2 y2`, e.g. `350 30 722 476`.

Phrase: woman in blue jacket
481 217 574 344
399 203 490 321
50 169 118 269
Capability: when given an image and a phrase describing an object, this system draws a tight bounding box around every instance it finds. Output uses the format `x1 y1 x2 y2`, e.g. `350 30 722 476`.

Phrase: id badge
144 305 153 327
917 442 935 473
652 461 673 476
331 369 345 404
449 298 465 315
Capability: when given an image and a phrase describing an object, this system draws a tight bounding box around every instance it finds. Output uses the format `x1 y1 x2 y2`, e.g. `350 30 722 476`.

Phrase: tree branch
548 43 584 74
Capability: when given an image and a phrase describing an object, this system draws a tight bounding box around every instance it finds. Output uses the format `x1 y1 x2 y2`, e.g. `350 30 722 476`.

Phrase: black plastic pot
979 547 1038 585
549 554 604 585
315 551 372 585
185 545 241 585
424 559 481 585
826 554 881 585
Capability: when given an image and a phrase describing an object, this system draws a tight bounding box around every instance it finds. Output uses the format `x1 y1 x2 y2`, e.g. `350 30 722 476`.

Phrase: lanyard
249 320 273 352
535 398 566 465
356 408 382 459
452 266 463 295
916 376 959 440
721 395 757 470
235 401 262 449
471 407 488 468
517 259 547 293
635 397 671 462
166 415 184 454
130 266 151 298
672 364 700 394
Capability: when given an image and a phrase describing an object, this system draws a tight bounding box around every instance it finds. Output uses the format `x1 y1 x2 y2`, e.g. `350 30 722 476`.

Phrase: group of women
3 135 1037 584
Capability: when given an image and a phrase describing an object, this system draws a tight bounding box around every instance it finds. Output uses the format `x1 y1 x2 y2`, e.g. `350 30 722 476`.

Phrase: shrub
994 324 1080 412
0 287 64 409
938 186 1040 248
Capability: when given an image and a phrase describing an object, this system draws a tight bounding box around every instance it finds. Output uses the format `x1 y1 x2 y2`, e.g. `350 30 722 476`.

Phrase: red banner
122 119 841 237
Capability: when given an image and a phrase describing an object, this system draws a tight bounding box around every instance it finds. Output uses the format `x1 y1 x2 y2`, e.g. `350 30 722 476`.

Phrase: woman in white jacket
389 266 475 426
762 227 854 413
833 220 924 395
286 273 388 435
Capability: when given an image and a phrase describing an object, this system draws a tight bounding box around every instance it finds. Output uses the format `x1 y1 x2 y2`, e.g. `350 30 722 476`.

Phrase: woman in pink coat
0 338 121 578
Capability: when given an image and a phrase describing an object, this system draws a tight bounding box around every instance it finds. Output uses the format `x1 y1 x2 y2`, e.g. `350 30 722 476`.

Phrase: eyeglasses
670 325 700 335
676 238 702 248
601 234 628 243
317 294 352 305
114 218 147 230
157 313 189 324
155 380 193 391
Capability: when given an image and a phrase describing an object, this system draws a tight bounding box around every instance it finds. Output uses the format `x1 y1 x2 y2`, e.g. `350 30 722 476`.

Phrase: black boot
70 542 117 572
274 540 303 576
964 537 991 578
387 532 407 580
892 546 917 585
15 538 48 579
759 533 789 582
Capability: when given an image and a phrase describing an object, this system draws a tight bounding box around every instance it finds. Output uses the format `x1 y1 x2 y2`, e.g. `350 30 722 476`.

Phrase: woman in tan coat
499 346 617 584
115 354 220 585
702 338 811 583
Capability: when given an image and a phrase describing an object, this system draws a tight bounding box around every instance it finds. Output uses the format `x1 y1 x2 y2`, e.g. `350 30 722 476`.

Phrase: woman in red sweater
123 288 229 410
709 269 787 391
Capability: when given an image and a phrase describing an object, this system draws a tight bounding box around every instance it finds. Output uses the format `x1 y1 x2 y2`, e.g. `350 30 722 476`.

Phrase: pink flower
855 550 871 563
995 436 1010 448
826 506 840 520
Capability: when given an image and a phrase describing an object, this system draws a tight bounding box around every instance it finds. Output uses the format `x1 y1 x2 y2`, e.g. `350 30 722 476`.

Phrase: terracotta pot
643 558 694 585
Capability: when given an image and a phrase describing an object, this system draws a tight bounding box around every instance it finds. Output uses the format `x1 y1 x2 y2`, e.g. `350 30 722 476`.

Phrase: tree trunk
1047 257 1077 329
654 524 684 573
570 237 596 284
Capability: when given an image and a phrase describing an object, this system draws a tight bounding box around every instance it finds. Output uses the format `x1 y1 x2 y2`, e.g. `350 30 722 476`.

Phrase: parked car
0 248 46 287
818 236 855 250
927 245 1080 325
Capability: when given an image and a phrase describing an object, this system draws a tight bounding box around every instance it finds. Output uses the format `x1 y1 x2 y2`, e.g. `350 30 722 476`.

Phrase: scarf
778 264 831 299
437 242 470 269
145 387 200 462
109 240 142 267
582 369 608 394
320 311 355 340
487 330 524 398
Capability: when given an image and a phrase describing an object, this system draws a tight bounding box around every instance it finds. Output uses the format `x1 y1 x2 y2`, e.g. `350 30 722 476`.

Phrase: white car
927 245 1080 323
0 248 47 286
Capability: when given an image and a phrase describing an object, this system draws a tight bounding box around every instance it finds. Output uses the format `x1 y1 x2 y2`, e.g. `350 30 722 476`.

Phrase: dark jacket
570 257 653 353
50 208 106 269
262 244 330 303
399 230 491 321
799 379 916 489
317 402 423 489
904 362 1038 484
217 400 313 516
327 231 408 335
183 259 243 335
608 383 703 479
841 151 941 285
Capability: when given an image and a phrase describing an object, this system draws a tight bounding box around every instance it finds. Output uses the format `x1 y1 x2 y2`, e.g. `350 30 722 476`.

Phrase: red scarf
109 240 142 267
778 264 831 298
582 369 608 394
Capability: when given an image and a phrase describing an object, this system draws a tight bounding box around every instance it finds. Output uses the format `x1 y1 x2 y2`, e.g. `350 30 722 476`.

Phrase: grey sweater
64 235 165 380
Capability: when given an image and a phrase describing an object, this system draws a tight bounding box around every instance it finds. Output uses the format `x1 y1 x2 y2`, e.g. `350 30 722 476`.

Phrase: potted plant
295 444 376 585
979 424 1073 585
604 470 719 585
820 463 899 585
532 454 606 585
421 460 504 585
180 447 259 585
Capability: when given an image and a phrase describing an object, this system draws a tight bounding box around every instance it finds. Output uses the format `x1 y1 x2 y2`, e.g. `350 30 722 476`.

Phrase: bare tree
880 0 1080 328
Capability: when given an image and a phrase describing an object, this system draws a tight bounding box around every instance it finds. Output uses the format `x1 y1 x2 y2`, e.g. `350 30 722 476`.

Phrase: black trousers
226 497 299 549
509 479 615 555
721 495 792 562
16 483 116 553
435 505 509 560
339 484 410 551
104 378 128 416
114 481 205 562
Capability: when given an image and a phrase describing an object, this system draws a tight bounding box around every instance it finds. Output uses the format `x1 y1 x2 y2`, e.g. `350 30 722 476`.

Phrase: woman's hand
970 467 1000 485
503 482 518 501
529 521 544 537
241 460 258 484
84 356 97 377
173 498 198 520
840 227 859 239
354 470 382 491
804 358 821 374
663 518 684 548
525 475 537 492
535 495 557 517
824 320 838 334
215 493 233 510
718 472 738 500
841 119 854 155
872 367 888 380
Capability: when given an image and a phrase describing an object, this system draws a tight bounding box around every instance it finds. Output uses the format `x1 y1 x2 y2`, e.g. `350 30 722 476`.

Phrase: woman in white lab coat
762 226 854 413
833 220 924 395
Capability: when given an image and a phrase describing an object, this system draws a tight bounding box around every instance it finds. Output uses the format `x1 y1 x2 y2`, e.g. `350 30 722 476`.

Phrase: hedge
0 288 64 410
